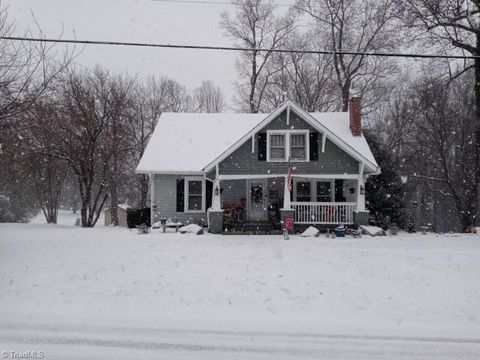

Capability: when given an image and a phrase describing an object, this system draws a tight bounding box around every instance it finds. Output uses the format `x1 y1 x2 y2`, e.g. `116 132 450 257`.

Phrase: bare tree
103 71 137 226
0 6 74 122
221 0 296 112
262 30 338 111
193 80 226 112
377 68 475 231
45 68 115 227
397 0 480 226
25 101 68 224
296 0 397 111
0 5 75 222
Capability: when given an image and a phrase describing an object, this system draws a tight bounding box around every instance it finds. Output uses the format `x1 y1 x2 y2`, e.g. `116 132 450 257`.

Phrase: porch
208 174 367 233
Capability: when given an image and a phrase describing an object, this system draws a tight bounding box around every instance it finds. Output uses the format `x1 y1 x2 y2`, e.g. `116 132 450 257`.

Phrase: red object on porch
284 215 294 232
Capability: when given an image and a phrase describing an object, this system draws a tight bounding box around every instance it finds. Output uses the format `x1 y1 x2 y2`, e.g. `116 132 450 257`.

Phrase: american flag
287 157 292 192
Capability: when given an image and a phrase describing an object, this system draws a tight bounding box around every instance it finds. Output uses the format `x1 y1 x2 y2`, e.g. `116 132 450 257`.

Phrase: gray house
136 99 380 233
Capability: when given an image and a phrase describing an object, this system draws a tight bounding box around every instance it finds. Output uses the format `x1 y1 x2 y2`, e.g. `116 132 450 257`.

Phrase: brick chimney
349 97 362 136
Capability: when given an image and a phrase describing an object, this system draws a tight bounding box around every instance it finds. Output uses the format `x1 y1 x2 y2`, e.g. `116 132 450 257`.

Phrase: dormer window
269 134 286 160
290 133 307 160
267 130 309 162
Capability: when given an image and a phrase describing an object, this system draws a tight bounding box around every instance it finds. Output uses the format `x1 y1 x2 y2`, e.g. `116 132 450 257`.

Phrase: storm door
246 179 267 221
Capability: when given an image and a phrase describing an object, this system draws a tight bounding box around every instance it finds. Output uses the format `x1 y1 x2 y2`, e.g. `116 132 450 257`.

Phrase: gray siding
220 180 245 206
152 174 208 225
218 109 359 175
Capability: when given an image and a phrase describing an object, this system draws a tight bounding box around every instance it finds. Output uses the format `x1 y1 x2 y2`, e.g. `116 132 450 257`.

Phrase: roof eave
203 100 292 172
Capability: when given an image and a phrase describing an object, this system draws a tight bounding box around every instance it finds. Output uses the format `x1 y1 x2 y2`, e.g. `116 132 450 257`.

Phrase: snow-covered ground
1 212 480 358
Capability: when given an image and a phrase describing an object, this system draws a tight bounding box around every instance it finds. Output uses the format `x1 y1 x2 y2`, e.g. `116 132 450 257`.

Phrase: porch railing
291 202 357 224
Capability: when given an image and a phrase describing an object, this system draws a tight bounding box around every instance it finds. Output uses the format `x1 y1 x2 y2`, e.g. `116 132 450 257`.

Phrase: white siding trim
266 129 310 162
293 178 335 202
286 104 290 125
184 176 206 213
217 173 361 180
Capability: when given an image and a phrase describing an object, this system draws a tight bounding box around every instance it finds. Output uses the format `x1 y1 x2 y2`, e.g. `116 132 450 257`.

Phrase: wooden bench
161 223 183 233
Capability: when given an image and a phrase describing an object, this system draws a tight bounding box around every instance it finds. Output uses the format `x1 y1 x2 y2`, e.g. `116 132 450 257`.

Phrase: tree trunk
250 50 258 113
109 115 119 226
138 174 149 208
473 36 480 227
341 79 351 112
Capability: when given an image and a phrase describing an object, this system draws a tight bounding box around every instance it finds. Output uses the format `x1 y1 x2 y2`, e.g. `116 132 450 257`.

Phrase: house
136 99 380 233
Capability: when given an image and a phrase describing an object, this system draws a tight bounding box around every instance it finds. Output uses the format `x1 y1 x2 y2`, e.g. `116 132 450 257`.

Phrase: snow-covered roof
136 113 266 173
136 103 379 174
103 204 131 212
309 112 378 169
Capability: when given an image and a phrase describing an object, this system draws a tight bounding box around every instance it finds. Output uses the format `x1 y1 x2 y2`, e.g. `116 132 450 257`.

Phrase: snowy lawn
1 219 480 340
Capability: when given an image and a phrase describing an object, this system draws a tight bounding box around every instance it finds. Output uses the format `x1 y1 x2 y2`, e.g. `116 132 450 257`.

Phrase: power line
1 36 479 60
149 0 292 6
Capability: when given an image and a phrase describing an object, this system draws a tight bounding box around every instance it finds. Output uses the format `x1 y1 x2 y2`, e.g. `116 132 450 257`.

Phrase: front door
247 179 267 221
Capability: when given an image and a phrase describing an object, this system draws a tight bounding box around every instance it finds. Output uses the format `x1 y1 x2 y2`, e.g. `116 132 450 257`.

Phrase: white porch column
282 175 291 210
212 179 222 210
357 178 366 211
150 173 157 222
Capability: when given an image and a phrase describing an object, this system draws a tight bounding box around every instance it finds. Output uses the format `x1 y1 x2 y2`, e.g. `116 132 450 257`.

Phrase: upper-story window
290 133 307 160
269 134 286 160
267 130 309 162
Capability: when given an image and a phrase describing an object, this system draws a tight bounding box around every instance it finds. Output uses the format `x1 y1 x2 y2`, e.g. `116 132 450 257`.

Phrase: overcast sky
4 0 253 107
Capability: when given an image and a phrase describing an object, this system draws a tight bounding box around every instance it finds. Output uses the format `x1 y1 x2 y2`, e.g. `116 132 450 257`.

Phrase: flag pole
283 156 292 210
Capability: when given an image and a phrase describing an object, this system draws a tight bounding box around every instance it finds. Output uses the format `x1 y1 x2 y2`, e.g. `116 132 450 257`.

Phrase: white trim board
136 170 205 175
217 174 362 181
184 176 206 213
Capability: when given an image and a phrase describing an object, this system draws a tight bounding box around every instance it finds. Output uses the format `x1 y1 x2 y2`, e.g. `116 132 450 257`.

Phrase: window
290 133 307 160
317 181 332 202
185 178 204 212
296 181 311 202
267 130 309 162
269 134 286 160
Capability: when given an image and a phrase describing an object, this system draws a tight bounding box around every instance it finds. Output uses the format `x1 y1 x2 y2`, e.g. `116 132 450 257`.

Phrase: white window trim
267 131 287 161
184 177 205 213
293 178 335 202
266 130 310 162
293 179 312 202
316 179 335 202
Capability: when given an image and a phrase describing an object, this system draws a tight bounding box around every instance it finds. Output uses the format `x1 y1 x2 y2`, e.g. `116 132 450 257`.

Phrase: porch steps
224 221 282 235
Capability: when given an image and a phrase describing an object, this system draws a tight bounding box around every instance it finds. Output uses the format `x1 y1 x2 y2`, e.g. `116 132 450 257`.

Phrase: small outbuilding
104 204 130 227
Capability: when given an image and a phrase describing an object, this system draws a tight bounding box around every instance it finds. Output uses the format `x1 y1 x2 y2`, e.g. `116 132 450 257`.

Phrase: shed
104 204 130 227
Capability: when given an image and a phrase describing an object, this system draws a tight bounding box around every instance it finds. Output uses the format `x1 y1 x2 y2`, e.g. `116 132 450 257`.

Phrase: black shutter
258 133 267 161
205 180 213 210
176 178 185 212
335 179 345 202
310 132 319 161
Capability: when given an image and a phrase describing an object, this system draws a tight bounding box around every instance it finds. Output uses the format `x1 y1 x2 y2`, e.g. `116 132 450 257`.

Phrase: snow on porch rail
291 202 357 224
